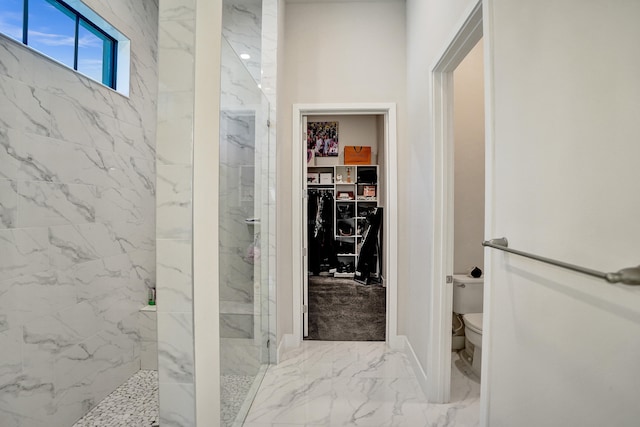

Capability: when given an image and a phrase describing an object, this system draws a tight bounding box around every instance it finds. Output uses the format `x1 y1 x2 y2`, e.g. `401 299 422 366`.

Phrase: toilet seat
463 313 483 334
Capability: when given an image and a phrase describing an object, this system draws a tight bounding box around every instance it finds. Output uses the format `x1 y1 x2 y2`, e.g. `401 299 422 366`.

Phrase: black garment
308 191 338 275
308 192 320 274
355 207 382 284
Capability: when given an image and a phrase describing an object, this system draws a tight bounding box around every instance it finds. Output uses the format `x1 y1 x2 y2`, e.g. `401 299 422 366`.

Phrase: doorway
451 38 486 386
304 114 386 341
428 1 484 403
291 104 401 348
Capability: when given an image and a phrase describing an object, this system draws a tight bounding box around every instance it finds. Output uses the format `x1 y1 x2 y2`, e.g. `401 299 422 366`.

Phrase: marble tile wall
223 0 263 84
154 1 278 424
0 1 158 426
139 307 158 370
156 0 196 426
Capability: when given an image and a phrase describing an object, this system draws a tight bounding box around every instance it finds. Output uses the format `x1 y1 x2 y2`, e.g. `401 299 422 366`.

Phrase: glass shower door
218 36 271 426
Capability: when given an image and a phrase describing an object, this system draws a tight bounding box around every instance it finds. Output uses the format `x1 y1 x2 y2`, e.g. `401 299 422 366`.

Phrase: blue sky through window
0 0 24 41
78 19 111 84
0 0 118 89
28 0 76 68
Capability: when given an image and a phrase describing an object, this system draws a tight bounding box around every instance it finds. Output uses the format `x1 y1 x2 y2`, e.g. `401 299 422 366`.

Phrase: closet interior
304 115 386 341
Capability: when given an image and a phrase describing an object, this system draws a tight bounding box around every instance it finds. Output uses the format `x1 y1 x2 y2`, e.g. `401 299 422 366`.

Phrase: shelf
307 165 380 280
334 272 355 278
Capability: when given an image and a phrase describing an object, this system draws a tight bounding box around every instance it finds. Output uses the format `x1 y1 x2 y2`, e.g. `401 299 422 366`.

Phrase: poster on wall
307 122 339 157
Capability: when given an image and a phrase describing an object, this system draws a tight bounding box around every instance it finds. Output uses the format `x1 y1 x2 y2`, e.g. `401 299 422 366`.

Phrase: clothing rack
482 238 640 286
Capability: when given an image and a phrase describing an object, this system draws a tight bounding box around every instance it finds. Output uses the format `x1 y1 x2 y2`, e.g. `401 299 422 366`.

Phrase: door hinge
446 275 453 283
267 119 271 128
303 304 308 314
266 339 270 348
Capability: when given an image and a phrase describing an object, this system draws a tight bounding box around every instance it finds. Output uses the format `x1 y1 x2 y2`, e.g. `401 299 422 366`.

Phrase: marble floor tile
243 342 480 427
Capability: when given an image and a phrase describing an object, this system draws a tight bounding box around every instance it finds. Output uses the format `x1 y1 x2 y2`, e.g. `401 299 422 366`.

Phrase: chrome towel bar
482 238 640 286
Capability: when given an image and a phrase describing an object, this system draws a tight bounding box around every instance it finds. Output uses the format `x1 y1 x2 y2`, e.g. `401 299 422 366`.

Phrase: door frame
291 103 401 348
428 0 487 404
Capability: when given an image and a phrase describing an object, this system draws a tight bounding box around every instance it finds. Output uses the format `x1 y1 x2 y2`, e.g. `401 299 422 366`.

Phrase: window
0 0 121 90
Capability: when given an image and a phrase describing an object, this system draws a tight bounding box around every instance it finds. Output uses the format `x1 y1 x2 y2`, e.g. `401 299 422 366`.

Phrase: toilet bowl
462 312 483 376
452 275 484 378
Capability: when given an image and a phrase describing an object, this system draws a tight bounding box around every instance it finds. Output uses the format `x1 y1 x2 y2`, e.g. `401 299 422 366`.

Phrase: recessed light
240 53 251 60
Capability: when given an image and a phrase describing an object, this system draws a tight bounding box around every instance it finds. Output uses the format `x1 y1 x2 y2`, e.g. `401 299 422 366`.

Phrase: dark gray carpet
306 276 386 341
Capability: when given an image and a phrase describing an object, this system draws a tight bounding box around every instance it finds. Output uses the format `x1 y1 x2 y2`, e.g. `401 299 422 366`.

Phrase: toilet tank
452 275 484 314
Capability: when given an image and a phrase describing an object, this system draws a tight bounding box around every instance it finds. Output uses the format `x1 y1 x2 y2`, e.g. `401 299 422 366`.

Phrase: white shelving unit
307 165 379 278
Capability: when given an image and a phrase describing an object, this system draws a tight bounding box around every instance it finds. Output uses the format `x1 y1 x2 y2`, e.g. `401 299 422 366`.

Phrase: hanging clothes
355 207 383 284
308 190 338 275
308 191 320 275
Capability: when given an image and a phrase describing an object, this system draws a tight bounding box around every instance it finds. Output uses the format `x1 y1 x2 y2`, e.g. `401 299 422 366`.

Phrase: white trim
428 0 483 404
292 103 399 348
401 335 429 398
192 1 222 425
276 333 298 363
479 1 495 425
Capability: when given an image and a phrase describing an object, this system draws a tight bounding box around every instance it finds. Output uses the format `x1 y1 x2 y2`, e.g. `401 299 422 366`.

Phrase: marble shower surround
0 1 158 426
155 0 279 425
222 0 263 83
156 0 197 425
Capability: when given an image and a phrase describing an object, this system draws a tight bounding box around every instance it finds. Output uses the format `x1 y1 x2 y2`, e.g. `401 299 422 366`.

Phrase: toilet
452 274 484 378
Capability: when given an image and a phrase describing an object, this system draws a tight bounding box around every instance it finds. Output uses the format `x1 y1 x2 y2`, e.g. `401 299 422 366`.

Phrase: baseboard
402 335 429 398
388 333 406 350
276 333 299 363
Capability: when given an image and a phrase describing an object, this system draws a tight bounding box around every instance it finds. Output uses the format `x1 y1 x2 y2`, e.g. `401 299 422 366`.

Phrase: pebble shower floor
72 370 159 427
71 371 256 426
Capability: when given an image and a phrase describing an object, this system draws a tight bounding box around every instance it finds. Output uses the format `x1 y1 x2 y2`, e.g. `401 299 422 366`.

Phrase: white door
483 1 640 425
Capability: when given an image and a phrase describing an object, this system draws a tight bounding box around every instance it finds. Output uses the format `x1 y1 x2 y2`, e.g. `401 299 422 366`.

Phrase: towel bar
482 238 640 286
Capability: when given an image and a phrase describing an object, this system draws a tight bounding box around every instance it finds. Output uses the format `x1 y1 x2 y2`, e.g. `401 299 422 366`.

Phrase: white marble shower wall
223 0 263 84
156 0 196 426
219 112 256 322
0 1 158 426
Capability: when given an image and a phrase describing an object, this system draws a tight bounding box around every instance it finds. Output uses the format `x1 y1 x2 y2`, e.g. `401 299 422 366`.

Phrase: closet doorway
291 104 400 347
305 115 384 340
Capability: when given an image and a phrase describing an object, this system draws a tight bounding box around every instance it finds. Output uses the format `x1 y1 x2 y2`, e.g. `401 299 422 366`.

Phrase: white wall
453 39 485 274
483 1 640 425
278 0 406 344
405 0 480 389
308 115 380 166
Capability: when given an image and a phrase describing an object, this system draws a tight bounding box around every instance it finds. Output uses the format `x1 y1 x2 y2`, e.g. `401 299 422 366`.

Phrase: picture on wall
307 121 339 157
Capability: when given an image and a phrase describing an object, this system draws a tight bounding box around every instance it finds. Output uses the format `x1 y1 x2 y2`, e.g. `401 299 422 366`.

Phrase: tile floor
72 370 159 427
71 371 258 427
222 374 257 426
242 341 480 427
